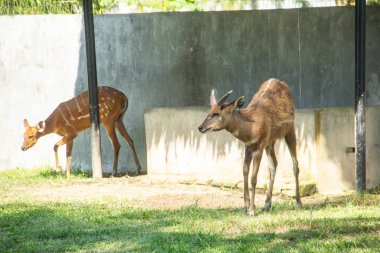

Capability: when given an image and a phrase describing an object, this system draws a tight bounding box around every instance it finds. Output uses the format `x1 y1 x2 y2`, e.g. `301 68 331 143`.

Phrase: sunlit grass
0 168 379 252
0 166 90 196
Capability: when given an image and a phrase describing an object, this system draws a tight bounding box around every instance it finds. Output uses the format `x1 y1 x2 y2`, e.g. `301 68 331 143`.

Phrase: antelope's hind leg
104 122 121 177
65 140 74 177
116 119 142 175
285 129 302 209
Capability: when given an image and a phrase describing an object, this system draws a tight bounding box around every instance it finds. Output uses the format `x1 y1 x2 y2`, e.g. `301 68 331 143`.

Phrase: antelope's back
247 78 295 124
97 86 128 121
52 86 128 133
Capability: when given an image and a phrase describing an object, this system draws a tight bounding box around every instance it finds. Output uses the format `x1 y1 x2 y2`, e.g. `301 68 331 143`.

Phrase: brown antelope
198 78 302 216
21 86 142 177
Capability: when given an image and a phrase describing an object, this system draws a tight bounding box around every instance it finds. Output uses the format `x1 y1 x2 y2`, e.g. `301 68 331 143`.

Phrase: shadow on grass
0 202 379 253
34 166 90 179
32 167 143 179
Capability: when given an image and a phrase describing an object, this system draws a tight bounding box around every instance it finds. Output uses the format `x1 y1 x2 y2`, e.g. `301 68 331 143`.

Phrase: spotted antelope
21 86 142 177
198 78 302 216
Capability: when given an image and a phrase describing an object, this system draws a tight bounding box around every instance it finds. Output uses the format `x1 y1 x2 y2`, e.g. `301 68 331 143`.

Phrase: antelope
198 78 302 216
21 86 142 177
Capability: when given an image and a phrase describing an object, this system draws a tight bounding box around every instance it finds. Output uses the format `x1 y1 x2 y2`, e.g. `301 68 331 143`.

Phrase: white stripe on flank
77 114 90 120
258 79 272 100
74 97 83 113
58 107 77 131
64 103 75 121
253 78 274 105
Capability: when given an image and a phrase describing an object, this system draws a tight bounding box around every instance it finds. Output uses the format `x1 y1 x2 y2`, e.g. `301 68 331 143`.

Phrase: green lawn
1 168 379 252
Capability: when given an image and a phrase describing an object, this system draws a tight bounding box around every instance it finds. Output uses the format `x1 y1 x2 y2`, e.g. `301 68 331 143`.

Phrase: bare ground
6 175 345 210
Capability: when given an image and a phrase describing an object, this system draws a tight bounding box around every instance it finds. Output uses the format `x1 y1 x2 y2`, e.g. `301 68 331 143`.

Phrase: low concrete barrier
145 106 380 194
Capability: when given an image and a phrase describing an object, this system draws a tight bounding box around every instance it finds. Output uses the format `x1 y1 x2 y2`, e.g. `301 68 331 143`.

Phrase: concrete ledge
145 106 380 194
144 107 317 191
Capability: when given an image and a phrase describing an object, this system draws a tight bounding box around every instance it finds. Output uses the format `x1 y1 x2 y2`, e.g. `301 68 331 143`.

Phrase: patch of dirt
7 175 344 210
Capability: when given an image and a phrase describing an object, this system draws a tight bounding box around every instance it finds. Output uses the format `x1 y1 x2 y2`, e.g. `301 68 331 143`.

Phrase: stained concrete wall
145 106 380 193
316 106 380 192
144 107 317 187
1 7 379 176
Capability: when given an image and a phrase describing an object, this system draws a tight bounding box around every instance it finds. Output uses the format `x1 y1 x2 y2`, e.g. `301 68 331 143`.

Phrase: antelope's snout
21 140 35 151
198 125 207 133
198 120 211 133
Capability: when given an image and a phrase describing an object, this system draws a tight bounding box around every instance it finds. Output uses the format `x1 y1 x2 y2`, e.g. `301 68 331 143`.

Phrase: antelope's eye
212 113 220 117
28 135 34 139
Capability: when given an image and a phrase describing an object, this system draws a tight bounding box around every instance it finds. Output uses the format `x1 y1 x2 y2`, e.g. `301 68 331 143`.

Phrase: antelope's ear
37 121 46 133
23 119 30 129
210 89 217 106
223 96 245 111
235 96 245 109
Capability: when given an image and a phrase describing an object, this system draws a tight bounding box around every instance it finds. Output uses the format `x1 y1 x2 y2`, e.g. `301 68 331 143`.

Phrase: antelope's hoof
263 203 272 211
56 165 63 173
246 208 255 216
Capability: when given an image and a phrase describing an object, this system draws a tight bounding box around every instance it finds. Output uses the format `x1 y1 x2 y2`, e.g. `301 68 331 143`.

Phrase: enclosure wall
1 7 379 176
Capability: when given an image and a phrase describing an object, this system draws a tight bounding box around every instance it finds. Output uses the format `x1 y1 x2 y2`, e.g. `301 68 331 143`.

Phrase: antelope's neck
41 115 56 136
226 110 255 144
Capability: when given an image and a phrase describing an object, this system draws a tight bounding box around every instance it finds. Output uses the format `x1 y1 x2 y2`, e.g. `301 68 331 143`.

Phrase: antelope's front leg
54 138 67 174
264 144 277 211
249 147 263 216
243 146 254 215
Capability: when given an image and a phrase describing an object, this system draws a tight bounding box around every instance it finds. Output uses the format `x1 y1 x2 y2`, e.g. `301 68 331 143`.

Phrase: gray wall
1 7 379 173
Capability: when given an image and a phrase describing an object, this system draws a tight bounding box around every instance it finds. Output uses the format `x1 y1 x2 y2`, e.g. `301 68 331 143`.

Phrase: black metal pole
355 0 366 193
83 0 102 178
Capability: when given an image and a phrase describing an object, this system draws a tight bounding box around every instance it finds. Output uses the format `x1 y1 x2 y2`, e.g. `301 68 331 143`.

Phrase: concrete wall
1 7 379 176
0 15 83 170
145 106 380 193
144 107 317 185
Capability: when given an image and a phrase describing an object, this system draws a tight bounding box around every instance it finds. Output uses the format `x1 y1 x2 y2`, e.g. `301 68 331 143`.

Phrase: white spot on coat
245 138 258 146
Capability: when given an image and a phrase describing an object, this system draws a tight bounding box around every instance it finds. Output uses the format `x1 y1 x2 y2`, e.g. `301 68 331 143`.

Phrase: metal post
355 0 366 193
83 0 102 178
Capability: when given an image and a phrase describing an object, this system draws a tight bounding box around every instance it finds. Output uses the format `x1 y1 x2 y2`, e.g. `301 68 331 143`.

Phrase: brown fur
198 78 302 215
22 86 141 177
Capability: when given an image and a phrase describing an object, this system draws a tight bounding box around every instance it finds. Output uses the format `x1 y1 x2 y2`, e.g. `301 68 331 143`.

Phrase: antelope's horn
217 90 233 106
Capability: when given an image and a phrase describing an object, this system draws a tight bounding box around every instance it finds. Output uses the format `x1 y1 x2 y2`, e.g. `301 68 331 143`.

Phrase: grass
0 166 88 192
1 168 380 252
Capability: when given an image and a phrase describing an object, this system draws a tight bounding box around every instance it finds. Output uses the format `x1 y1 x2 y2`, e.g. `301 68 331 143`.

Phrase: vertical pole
355 0 366 193
83 0 102 178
